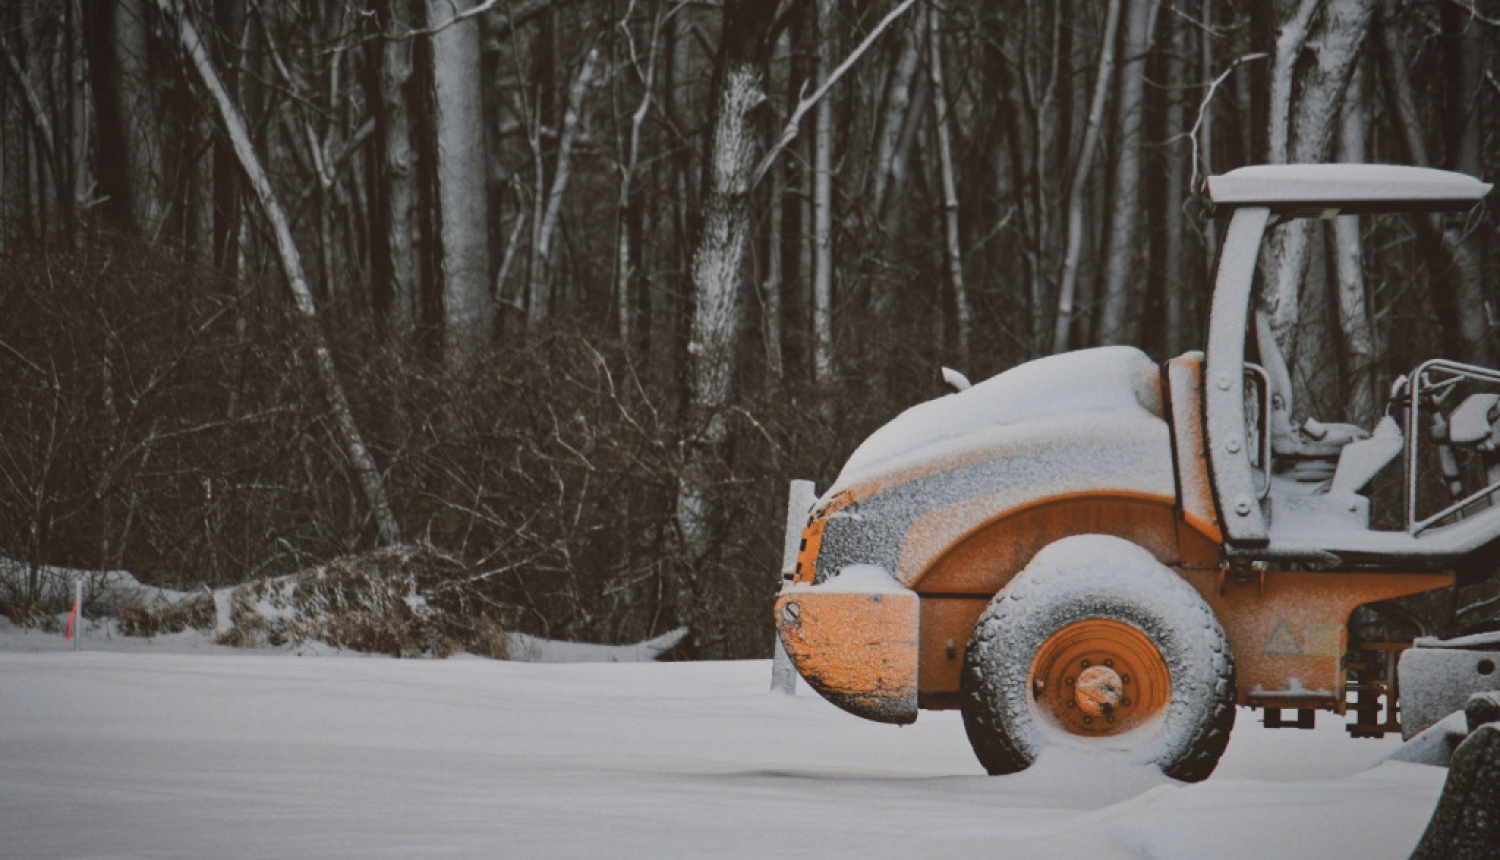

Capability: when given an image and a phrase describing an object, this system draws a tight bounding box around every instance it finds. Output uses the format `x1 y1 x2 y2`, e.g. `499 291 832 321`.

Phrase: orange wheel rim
1026 619 1170 737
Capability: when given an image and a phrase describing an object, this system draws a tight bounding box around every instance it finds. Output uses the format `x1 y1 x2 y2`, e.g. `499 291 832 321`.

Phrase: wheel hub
1027 619 1170 737
1074 664 1124 717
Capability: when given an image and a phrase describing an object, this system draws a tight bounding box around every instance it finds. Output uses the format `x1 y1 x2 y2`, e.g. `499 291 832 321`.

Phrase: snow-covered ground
1 622 1446 860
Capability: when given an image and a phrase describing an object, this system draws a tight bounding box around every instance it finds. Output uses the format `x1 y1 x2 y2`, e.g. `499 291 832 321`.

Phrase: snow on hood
832 346 1164 490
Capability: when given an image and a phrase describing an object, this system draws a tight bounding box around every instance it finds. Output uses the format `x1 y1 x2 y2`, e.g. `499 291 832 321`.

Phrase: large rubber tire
961 535 1236 782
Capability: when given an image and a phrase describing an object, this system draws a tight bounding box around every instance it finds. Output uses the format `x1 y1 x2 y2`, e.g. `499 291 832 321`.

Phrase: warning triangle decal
1261 619 1303 656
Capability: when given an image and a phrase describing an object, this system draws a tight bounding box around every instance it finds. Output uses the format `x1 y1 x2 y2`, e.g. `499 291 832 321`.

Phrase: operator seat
1254 311 1374 483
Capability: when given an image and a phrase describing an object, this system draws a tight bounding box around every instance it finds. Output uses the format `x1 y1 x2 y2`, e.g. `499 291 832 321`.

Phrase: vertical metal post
772 479 818 694
73 579 83 652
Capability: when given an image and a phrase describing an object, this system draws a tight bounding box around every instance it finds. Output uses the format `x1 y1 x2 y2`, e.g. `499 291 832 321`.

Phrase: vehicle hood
828 346 1165 498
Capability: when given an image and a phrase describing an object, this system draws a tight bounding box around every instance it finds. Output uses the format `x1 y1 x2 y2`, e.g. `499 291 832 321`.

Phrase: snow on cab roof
1207 164 1490 214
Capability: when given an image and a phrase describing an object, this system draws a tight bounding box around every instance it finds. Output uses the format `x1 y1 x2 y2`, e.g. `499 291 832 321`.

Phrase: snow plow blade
775 569 919 724
1399 633 1500 740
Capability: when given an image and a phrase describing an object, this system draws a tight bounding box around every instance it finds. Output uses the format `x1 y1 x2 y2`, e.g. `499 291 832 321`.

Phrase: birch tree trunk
211 0 243 284
1198 0 1218 277
1261 0 1375 370
1163 9 1188 357
0 32 59 230
428 0 492 364
928 2 969 365
1333 62 1377 423
1440 0 1490 367
673 0 776 639
763 154 785 381
812 0 836 391
530 46 597 331
373 0 420 335
155 0 401 547
1052 0 1121 354
867 21 920 321
870 22 920 224
1266 0 1321 165
878 70 928 244
616 9 663 347
1096 0 1155 346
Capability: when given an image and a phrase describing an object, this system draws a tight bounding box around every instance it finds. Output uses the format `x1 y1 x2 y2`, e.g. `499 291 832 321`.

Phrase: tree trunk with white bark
1333 62 1377 424
428 0 492 365
1096 0 1155 347
530 45 597 331
1440 0 1490 367
673 0 776 628
1260 0 1375 371
928 2 969 365
812 0 836 392
1163 8 1189 357
372 0 420 335
1052 0 1121 354
156 0 401 547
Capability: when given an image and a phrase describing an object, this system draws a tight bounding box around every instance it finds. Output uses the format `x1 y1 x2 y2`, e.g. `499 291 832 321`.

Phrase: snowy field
1 624 1447 860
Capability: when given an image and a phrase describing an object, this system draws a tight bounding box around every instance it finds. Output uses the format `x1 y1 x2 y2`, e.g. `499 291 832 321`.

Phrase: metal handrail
1405 358 1500 535
1244 362 1273 500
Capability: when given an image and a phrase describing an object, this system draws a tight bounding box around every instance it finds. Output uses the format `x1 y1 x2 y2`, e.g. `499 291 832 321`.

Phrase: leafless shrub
0 230 944 657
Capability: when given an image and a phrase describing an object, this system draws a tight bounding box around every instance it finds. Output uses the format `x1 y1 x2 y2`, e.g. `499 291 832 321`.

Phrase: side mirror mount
942 367 972 393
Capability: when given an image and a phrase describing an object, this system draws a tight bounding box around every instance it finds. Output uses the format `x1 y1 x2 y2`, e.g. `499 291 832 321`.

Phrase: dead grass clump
117 590 216 637
206 543 515 657
290 548 447 657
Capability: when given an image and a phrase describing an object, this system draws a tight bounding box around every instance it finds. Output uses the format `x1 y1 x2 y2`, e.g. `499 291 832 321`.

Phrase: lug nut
1081 659 1091 668
1065 676 1075 686
1104 659 1114 668
1121 674 1130 684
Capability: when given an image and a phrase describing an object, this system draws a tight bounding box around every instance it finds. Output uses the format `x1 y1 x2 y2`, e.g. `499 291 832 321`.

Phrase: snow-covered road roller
776 165 1500 780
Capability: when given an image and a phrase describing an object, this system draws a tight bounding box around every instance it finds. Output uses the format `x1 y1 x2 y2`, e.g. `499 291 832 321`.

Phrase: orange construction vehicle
774 164 1500 781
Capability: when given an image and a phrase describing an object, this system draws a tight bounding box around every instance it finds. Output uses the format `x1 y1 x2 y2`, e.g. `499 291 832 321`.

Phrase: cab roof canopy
1207 164 1491 216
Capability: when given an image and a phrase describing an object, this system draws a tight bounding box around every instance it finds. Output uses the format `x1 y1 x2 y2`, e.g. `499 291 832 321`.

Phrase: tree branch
749 0 919 189
0 36 60 195
153 0 402 546
1187 52 1269 191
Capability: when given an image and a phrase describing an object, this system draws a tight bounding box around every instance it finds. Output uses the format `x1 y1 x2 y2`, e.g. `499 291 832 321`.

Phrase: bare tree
1096 0 1156 347
928 2 970 364
1260 0 1375 369
91 0 165 237
674 0 778 634
371 0 421 335
1377 0 1491 367
1052 0 1121 353
428 0 493 364
1333 62 1377 423
1162 8 1190 357
530 44 598 331
1440 0 1491 366
811 0 837 397
153 0 400 546
614 3 673 346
